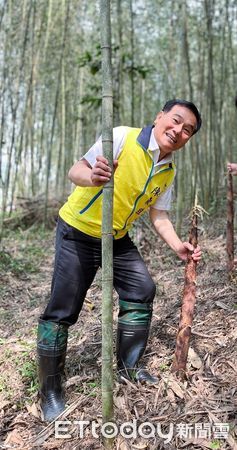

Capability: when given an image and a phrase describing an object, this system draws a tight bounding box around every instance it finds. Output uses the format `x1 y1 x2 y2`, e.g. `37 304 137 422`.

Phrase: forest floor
0 214 237 450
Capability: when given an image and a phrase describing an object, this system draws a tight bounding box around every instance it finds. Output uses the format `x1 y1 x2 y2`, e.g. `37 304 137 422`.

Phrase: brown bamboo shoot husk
171 211 198 379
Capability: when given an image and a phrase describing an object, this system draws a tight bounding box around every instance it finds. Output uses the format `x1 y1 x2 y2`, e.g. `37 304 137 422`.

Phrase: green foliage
75 381 98 398
77 45 101 75
19 360 36 379
81 94 102 109
0 381 5 393
210 441 220 449
18 356 39 395
0 250 39 277
159 363 169 372
0 225 52 278
0 376 9 394
77 50 93 66
122 54 152 79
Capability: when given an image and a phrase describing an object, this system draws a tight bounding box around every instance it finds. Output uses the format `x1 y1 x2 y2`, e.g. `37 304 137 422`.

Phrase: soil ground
0 215 236 450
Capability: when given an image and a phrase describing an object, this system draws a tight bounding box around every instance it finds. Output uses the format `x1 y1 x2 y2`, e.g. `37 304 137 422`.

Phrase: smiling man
153 101 197 156
36 99 202 422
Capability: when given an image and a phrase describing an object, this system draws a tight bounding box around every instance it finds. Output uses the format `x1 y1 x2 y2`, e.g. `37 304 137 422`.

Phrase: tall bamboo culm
226 171 234 278
100 0 114 446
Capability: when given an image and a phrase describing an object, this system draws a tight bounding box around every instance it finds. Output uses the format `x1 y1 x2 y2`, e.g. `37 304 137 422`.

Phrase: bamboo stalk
100 0 114 448
171 206 198 380
226 171 234 277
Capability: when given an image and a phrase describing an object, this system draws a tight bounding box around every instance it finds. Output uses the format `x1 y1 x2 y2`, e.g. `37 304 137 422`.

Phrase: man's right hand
68 157 118 187
91 156 118 186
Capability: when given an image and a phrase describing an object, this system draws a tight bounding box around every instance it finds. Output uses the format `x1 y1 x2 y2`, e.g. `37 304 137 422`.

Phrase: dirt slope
0 220 236 449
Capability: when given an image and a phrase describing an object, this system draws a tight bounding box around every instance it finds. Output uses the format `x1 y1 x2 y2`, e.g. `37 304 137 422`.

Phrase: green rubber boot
117 300 158 384
37 319 68 421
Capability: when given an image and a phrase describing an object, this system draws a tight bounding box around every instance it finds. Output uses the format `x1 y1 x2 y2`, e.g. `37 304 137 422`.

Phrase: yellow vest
59 126 176 239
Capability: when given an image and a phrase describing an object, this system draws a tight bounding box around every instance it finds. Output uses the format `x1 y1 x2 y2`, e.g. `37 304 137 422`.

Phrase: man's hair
162 99 202 135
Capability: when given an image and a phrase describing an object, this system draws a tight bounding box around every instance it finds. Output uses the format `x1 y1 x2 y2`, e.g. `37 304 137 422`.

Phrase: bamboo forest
0 1 237 449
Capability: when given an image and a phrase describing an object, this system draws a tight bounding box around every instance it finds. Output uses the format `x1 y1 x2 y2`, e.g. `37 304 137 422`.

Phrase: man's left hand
176 242 202 262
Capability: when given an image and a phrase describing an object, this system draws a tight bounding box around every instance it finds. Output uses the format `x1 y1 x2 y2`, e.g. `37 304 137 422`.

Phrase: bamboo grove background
1 0 237 231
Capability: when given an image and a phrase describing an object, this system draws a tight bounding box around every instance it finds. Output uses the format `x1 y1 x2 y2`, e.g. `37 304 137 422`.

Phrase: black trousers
42 217 156 326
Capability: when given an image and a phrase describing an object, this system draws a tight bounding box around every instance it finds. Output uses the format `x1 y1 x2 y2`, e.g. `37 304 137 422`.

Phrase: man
37 99 202 421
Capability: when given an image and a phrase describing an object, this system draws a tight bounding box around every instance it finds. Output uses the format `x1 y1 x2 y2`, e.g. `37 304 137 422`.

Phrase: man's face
153 105 197 156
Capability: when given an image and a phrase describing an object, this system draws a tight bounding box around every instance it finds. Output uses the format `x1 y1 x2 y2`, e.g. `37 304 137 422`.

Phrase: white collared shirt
82 126 173 210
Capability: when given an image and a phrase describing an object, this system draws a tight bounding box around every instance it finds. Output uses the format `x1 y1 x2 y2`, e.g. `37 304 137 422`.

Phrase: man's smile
165 132 177 144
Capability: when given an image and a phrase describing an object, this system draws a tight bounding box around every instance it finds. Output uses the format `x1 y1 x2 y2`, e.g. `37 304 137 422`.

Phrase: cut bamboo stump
171 209 198 380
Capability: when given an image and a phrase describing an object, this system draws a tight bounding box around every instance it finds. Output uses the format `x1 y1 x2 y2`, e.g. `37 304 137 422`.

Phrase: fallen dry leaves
0 222 236 449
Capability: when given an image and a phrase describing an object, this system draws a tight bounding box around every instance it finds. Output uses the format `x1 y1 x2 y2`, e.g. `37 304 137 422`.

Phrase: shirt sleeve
151 184 173 211
81 126 128 167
